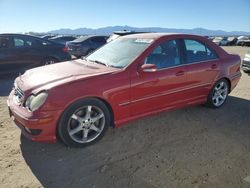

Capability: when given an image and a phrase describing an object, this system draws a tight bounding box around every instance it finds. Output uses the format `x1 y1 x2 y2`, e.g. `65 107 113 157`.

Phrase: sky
0 0 250 33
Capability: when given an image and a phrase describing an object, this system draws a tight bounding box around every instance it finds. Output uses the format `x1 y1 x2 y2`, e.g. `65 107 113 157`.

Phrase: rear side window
14 38 25 47
0 36 11 49
184 39 218 64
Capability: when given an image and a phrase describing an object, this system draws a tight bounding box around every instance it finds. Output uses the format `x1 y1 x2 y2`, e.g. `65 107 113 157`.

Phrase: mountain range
49 25 250 36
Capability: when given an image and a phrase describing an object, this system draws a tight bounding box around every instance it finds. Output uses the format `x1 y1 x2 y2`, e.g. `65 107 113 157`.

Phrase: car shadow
20 96 250 188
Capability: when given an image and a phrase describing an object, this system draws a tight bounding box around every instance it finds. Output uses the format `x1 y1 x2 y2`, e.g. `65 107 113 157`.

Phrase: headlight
25 92 48 111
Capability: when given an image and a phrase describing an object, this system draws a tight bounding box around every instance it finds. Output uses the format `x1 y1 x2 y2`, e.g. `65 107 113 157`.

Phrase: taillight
63 46 68 53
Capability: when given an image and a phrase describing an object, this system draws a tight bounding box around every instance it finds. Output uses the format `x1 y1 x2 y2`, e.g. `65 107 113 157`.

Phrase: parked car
226 37 238 46
66 35 107 58
219 37 238 46
8 33 241 147
107 30 149 42
0 34 71 75
236 36 250 46
212 37 225 46
242 51 250 73
49 35 77 45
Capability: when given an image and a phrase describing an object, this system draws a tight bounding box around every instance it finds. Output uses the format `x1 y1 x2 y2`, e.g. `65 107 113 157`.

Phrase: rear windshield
72 36 90 42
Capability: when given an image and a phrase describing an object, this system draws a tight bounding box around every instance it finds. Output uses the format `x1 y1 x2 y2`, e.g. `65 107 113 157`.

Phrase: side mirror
140 64 157 73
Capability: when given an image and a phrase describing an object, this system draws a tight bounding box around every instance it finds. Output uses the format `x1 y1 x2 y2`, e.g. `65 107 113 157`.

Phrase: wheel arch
57 96 115 130
216 77 231 92
92 96 115 127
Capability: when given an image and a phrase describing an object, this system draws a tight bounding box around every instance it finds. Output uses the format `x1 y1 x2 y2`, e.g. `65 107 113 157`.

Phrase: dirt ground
0 46 250 188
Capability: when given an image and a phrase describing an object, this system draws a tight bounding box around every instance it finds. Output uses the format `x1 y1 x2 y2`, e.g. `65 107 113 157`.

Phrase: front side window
145 40 181 69
184 39 218 63
86 38 153 68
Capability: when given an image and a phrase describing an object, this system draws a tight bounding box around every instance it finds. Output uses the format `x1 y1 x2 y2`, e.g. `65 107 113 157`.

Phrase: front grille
14 86 24 103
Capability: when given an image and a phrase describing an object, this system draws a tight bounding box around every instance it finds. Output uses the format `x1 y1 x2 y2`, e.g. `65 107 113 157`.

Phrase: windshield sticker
134 39 154 44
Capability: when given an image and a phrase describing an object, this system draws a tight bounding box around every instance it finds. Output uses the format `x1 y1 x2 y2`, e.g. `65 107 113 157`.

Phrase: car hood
16 59 119 92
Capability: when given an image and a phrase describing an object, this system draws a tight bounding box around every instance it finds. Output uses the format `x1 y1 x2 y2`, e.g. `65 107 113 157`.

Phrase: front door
130 39 189 116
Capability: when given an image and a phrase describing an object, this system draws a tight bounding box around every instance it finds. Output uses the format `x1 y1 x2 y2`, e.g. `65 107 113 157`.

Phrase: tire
57 98 111 147
206 79 229 108
243 69 250 73
41 57 58 65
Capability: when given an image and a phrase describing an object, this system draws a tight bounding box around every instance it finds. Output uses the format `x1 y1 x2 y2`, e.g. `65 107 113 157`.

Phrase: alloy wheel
212 81 228 107
67 105 105 143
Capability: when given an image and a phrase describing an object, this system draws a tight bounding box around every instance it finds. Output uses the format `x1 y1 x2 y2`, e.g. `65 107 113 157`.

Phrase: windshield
106 34 120 42
86 38 153 68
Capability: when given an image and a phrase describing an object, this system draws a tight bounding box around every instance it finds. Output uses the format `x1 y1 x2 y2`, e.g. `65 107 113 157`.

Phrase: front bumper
7 90 62 143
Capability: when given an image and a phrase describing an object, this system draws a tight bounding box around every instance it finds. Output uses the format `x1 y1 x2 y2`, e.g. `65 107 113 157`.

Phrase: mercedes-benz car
7 33 241 147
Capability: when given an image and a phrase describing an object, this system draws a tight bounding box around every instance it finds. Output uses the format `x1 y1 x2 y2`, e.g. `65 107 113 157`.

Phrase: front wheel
206 79 229 108
57 98 111 147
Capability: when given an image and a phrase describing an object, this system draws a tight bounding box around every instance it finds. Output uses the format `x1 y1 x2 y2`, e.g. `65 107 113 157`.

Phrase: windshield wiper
88 59 109 67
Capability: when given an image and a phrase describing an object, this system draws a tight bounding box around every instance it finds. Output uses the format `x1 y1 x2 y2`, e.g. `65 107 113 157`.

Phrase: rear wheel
206 79 229 108
41 57 58 65
57 98 111 147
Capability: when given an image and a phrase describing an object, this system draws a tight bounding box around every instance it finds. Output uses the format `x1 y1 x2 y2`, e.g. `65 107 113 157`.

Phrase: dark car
8 33 241 147
49 36 77 45
226 37 238 45
242 51 250 73
0 34 71 75
66 35 107 58
107 30 149 42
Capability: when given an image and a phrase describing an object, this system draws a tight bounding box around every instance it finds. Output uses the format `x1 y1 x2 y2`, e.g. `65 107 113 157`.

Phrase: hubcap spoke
215 97 220 105
83 129 89 141
90 124 101 133
85 106 92 119
92 113 104 123
69 125 82 136
219 95 224 100
71 114 82 123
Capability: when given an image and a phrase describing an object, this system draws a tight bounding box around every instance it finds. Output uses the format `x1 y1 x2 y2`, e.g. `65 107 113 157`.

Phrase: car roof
0 33 40 38
121 33 204 39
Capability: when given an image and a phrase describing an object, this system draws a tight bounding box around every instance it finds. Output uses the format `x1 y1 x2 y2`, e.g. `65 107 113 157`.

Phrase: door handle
175 71 184 76
211 64 217 69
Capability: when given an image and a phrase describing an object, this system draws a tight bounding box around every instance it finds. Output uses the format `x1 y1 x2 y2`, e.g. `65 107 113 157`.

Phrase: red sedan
7 33 241 147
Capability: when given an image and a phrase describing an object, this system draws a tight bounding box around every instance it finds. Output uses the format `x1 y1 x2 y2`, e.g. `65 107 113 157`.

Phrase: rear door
183 39 220 101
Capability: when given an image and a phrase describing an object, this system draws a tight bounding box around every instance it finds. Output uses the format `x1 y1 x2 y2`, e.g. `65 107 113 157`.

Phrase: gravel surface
0 46 250 188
